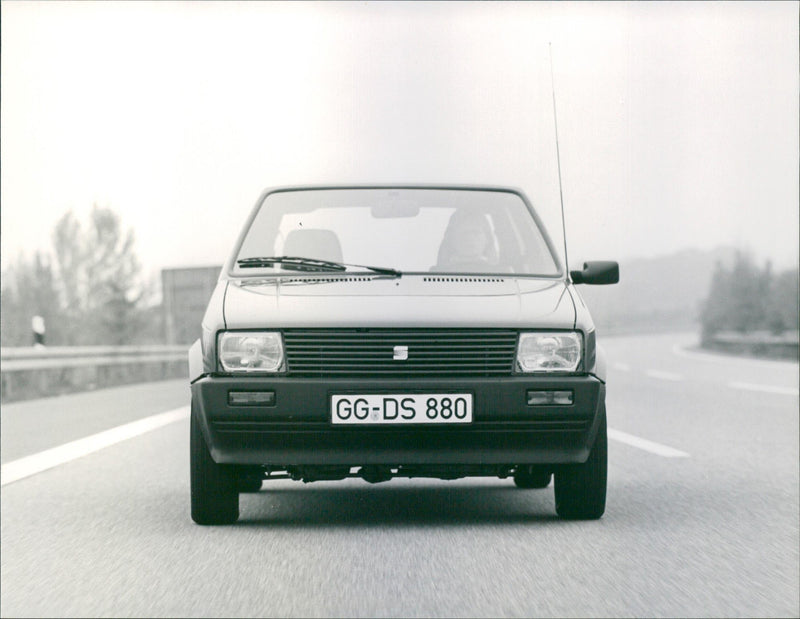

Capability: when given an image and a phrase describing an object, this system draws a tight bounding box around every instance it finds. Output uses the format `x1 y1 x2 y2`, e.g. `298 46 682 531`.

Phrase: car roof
258 184 528 196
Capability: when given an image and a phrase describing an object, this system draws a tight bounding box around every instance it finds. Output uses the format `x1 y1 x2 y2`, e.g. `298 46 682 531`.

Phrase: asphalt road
1 332 798 617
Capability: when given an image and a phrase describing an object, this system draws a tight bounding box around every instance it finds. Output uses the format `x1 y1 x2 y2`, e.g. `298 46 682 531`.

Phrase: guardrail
701 331 799 361
1 345 190 403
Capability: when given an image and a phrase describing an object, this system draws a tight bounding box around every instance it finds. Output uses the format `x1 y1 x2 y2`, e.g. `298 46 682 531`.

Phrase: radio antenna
549 43 570 279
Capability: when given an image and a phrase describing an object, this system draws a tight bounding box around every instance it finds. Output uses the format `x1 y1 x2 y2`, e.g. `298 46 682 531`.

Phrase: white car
189 185 619 524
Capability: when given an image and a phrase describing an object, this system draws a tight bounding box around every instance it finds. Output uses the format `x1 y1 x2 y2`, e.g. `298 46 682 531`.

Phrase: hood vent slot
279 276 377 285
423 276 505 283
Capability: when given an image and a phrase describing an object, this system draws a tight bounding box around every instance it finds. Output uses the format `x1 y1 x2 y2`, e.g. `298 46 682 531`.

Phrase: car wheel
190 400 239 525
513 466 552 488
554 408 607 520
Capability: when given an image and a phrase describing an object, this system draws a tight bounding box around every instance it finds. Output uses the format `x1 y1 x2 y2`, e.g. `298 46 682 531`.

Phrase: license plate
331 394 473 425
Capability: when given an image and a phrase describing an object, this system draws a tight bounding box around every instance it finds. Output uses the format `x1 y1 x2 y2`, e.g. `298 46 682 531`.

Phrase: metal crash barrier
703 331 799 361
1 345 189 403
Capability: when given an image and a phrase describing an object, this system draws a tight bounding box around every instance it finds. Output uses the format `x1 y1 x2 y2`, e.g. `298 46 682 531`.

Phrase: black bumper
191 375 605 466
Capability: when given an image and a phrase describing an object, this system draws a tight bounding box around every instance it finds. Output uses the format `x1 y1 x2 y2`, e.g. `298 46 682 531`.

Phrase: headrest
437 211 498 266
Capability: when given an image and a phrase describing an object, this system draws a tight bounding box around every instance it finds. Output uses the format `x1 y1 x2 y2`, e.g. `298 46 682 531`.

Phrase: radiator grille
283 329 518 377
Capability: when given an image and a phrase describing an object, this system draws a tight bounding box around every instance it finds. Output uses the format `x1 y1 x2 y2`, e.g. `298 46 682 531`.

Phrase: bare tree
51 205 144 344
0 251 63 346
701 250 797 340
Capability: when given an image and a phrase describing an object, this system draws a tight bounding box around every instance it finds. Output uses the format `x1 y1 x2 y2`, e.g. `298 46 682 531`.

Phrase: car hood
223 275 576 329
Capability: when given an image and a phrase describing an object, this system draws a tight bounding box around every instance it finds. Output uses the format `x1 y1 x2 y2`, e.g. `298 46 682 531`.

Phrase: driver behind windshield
435 211 500 272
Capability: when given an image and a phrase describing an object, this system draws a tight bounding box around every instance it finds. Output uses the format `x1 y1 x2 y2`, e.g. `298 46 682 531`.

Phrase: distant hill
576 247 738 335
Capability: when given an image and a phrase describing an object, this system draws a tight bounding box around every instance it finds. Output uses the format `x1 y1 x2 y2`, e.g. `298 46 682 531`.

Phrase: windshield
232 188 561 277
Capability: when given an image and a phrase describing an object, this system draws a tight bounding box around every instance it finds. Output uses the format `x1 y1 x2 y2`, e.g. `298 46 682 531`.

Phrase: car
188 185 619 524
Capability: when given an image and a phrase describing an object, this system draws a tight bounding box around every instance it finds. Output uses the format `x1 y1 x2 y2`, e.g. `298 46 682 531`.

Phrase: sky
2 1 798 281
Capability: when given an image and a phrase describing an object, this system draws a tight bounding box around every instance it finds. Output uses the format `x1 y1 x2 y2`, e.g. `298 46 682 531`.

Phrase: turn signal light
228 391 276 406
526 390 573 406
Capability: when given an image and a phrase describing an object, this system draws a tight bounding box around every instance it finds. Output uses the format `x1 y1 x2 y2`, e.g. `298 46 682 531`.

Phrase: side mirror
570 261 619 285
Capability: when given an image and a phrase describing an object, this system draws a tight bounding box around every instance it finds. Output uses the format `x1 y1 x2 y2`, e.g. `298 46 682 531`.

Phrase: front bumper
191 375 605 466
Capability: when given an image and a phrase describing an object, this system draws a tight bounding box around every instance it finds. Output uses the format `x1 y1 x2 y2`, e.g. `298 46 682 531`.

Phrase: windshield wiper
237 256 347 272
353 264 402 277
236 256 402 278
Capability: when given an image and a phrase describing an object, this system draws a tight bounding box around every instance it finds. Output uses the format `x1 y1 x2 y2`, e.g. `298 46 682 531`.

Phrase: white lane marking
728 382 799 397
645 370 684 381
612 363 631 372
608 428 690 458
1 406 189 487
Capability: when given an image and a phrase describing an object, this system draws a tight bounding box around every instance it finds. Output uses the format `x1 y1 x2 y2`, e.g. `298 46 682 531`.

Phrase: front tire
191 401 239 525
554 409 607 520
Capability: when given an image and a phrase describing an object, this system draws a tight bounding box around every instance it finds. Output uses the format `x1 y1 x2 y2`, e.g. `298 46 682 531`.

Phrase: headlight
218 331 285 373
516 332 582 373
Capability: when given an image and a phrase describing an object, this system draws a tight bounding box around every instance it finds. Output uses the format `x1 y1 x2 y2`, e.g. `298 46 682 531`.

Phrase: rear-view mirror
370 202 420 218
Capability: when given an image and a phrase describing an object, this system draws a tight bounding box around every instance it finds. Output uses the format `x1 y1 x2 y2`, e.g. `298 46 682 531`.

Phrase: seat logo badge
393 345 409 361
